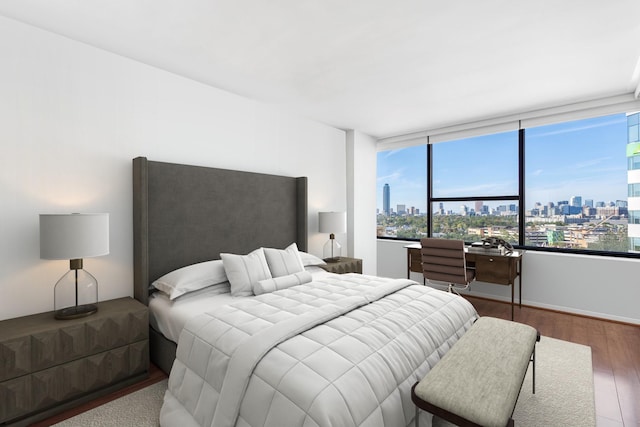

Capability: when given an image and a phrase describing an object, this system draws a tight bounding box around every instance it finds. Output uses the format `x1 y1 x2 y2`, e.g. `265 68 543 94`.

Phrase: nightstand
0 297 149 426
320 257 363 274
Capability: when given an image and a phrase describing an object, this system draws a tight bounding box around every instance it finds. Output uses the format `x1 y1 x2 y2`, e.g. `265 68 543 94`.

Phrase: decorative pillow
221 248 273 297
253 271 313 295
263 243 305 277
150 259 227 300
298 251 327 267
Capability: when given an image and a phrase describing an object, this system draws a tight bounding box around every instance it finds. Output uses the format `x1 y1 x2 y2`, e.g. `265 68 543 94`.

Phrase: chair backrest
420 238 471 285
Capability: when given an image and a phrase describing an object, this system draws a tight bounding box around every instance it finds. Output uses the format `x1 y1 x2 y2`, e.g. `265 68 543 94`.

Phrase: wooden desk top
404 242 523 258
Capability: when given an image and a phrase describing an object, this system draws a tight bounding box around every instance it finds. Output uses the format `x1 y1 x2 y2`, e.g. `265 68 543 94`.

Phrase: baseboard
461 292 640 326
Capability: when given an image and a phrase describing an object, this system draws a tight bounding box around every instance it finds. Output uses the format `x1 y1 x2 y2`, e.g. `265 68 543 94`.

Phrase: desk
405 243 524 320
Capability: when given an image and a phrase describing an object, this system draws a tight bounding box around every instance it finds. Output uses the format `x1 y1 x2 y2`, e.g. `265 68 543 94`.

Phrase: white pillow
253 271 313 295
221 248 273 297
298 251 327 267
263 243 305 277
151 259 227 300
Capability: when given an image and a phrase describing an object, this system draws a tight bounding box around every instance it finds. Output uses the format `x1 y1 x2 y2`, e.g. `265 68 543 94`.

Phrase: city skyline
377 114 628 214
377 181 627 216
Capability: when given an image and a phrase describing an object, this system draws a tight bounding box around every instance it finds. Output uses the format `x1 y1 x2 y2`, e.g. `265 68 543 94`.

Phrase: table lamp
40 213 109 320
318 211 346 262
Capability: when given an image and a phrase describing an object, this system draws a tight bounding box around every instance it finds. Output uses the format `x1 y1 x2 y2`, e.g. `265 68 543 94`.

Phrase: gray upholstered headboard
132 156 308 305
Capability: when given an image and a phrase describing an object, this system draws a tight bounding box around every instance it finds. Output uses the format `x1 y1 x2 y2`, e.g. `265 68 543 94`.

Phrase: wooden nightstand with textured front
320 257 363 274
0 297 149 426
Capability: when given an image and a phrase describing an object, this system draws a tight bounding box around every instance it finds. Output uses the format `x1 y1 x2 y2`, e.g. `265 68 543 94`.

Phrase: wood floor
467 296 640 427
34 297 639 427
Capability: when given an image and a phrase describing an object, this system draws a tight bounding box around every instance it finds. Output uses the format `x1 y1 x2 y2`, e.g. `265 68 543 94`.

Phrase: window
377 131 520 243
430 131 519 245
376 145 426 239
431 131 519 198
377 111 640 256
431 199 519 242
525 114 629 252
629 184 640 197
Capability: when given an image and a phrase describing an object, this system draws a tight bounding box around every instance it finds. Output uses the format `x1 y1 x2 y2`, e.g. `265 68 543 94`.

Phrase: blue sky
377 113 629 213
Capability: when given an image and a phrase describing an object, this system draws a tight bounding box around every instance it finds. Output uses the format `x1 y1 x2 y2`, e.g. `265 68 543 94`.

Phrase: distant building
383 183 390 216
627 112 640 251
570 196 582 207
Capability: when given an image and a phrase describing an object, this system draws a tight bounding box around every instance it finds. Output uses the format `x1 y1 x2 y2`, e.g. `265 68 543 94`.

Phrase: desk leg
511 282 514 320
519 258 523 307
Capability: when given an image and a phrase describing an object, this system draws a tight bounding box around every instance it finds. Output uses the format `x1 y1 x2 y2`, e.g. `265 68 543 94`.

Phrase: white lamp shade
40 213 110 260
318 211 346 234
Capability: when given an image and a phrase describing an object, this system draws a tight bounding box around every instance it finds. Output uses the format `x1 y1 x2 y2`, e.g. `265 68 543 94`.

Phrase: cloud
572 156 613 169
529 116 626 138
382 149 405 158
376 171 402 183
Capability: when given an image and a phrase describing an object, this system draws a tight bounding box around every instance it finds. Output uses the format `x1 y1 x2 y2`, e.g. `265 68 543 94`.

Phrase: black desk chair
420 238 475 295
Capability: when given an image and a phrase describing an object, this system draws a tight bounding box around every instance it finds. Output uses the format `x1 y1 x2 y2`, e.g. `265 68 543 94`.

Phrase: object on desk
469 237 514 255
468 244 506 255
420 238 475 295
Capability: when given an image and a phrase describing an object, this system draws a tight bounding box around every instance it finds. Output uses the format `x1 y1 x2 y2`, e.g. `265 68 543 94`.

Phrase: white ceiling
1 1 639 139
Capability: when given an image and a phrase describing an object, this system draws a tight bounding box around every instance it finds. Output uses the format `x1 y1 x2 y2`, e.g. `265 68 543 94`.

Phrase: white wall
0 16 347 321
378 239 640 324
346 130 377 275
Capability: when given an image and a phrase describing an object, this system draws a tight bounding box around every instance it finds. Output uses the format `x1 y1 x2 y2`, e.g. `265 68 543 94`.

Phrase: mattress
159 273 478 427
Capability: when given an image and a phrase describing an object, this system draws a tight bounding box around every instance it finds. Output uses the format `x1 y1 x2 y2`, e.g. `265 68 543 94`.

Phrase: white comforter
160 273 478 427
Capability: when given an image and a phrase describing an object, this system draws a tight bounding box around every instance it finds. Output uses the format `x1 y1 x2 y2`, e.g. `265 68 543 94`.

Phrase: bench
411 317 540 427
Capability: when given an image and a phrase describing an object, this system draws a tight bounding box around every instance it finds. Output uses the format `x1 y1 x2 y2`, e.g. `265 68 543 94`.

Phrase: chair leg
449 284 462 296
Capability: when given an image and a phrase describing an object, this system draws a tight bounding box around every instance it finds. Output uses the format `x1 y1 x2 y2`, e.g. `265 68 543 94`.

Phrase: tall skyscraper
570 196 582 207
627 112 640 252
383 183 390 216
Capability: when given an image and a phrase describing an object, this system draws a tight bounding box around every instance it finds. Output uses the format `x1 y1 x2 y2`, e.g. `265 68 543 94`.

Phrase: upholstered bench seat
411 316 539 427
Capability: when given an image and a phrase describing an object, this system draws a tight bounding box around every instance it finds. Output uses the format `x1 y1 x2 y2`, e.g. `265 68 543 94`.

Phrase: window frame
426 130 524 244
377 119 640 259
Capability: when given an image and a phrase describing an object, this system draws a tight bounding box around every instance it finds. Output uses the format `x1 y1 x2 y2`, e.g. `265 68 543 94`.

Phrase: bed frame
132 156 308 373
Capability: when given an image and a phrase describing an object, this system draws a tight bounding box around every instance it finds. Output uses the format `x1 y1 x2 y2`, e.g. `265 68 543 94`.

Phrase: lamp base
324 256 342 263
55 304 98 320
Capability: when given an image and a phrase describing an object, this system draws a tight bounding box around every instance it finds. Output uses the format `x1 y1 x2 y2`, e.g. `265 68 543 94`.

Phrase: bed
132 157 478 427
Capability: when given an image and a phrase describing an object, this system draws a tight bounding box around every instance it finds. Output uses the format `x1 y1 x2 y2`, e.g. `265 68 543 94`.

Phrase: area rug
513 336 595 427
52 379 167 427
54 336 595 426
